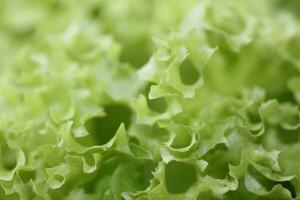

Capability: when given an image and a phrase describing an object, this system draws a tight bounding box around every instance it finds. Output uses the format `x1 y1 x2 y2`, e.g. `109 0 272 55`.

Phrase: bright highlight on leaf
0 0 300 199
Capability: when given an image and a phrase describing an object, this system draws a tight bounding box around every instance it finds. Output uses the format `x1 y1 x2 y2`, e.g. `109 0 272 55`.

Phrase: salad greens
0 0 300 199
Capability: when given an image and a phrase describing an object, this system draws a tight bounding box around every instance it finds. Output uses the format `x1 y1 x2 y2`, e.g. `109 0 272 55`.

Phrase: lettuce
0 0 300 199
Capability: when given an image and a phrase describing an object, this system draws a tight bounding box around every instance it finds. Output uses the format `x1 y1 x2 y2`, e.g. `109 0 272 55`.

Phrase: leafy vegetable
0 0 300 199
